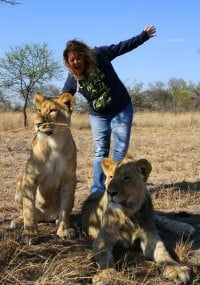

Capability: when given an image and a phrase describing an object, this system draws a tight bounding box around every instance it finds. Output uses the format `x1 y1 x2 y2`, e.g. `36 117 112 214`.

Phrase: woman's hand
144 25 156 38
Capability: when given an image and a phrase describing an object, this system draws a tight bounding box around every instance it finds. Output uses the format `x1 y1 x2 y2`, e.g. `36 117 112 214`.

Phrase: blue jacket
62 30 150 115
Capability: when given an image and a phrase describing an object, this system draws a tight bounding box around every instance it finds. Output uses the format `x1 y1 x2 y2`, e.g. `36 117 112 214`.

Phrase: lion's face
34 93 75 137
101 157 152 210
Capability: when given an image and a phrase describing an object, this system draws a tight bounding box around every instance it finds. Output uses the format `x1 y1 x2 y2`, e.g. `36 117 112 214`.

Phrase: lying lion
81 156 190 285
10 93 77 243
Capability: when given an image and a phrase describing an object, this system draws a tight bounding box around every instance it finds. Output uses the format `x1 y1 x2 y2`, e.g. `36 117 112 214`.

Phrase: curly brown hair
63 40 97 79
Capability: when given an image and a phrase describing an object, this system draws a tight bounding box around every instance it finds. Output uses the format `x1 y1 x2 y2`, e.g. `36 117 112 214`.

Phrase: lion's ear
34 93 45 105
136 159 152 181
101 158 117 176
59 93 75 112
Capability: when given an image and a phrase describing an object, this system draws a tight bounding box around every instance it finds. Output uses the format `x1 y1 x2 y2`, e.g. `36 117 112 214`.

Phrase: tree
74 93 89 113
0 90 9 109
126 81 143 108
168 78 190 112
0 43 63 126
33 84 62 97
188 82 200 109
148 81 172 110
0 0 20 4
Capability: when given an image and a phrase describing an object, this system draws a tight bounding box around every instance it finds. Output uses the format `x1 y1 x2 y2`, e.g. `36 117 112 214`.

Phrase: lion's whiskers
35 122 71 132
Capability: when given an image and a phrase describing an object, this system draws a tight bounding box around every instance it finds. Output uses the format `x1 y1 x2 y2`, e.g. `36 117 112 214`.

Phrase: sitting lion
10 93 77 243
81 156 190 285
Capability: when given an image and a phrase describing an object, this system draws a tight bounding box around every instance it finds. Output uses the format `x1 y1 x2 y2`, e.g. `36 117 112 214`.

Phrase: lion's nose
36 123 42 128
108 190 118 198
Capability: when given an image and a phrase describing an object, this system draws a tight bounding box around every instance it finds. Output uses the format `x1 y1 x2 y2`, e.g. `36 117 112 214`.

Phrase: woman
62 25 156 194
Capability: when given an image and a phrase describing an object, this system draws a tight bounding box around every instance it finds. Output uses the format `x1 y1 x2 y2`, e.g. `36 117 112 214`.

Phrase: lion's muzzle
36 122 54 136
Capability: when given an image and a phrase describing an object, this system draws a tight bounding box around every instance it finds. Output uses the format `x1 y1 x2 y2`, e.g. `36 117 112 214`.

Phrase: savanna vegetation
0 110 199 284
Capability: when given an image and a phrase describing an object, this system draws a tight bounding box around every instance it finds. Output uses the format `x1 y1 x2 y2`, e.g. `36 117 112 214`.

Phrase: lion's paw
92 268 117 285
163 264 190 285
21 226 38 244
10 217 23 229
21 234 39 245
57 227 76 239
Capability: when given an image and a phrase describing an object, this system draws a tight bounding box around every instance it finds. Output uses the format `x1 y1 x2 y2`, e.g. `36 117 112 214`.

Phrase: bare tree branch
0 0 20 5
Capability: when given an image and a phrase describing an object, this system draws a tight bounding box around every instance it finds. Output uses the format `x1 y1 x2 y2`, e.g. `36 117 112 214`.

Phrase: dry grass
175 238 194 263
0 110 200 284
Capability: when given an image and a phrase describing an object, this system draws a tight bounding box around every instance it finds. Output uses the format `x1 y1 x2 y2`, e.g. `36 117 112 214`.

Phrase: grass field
0 111 200 284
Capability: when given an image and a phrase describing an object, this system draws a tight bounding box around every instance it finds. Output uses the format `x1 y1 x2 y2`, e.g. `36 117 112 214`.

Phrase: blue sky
0 0 199 90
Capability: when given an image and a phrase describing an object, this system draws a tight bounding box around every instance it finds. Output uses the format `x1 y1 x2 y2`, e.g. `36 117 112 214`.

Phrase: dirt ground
0 114 200 284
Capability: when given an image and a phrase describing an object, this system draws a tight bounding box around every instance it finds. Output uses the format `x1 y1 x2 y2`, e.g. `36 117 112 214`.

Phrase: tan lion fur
81 156 190 285
10 93 77 242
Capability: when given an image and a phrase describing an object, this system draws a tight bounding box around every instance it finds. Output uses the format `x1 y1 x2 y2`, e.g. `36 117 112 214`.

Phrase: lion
10 92 77 243
81 156 190 285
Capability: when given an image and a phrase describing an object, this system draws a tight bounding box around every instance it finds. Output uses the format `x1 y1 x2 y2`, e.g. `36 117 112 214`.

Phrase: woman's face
67 51 85 77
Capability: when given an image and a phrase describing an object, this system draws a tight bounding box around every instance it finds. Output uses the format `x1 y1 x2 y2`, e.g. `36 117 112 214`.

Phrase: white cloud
168 37 187 43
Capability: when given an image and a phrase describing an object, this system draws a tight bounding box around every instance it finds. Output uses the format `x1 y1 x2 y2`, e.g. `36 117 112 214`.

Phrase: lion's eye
123 175 131 182
49 109 57 114
37 109 41 113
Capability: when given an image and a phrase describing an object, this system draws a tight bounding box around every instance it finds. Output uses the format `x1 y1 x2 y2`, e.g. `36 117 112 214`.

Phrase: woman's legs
111 102 133 162
89 102 133 194
89 115 111 193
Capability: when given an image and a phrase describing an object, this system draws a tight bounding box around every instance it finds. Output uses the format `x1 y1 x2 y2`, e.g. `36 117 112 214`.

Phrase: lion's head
101 156 152 211
34 92 75 137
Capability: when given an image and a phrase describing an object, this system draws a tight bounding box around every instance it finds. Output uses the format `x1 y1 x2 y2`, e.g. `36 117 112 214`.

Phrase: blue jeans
89 102 133 194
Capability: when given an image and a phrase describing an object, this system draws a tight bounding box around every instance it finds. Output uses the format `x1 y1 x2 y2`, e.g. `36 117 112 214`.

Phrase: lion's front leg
56 181 76 239
154 240 190 285
142 233 190 285
22 173 38 243
10 174 24 229
93 230 118 269
92 231 119 285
